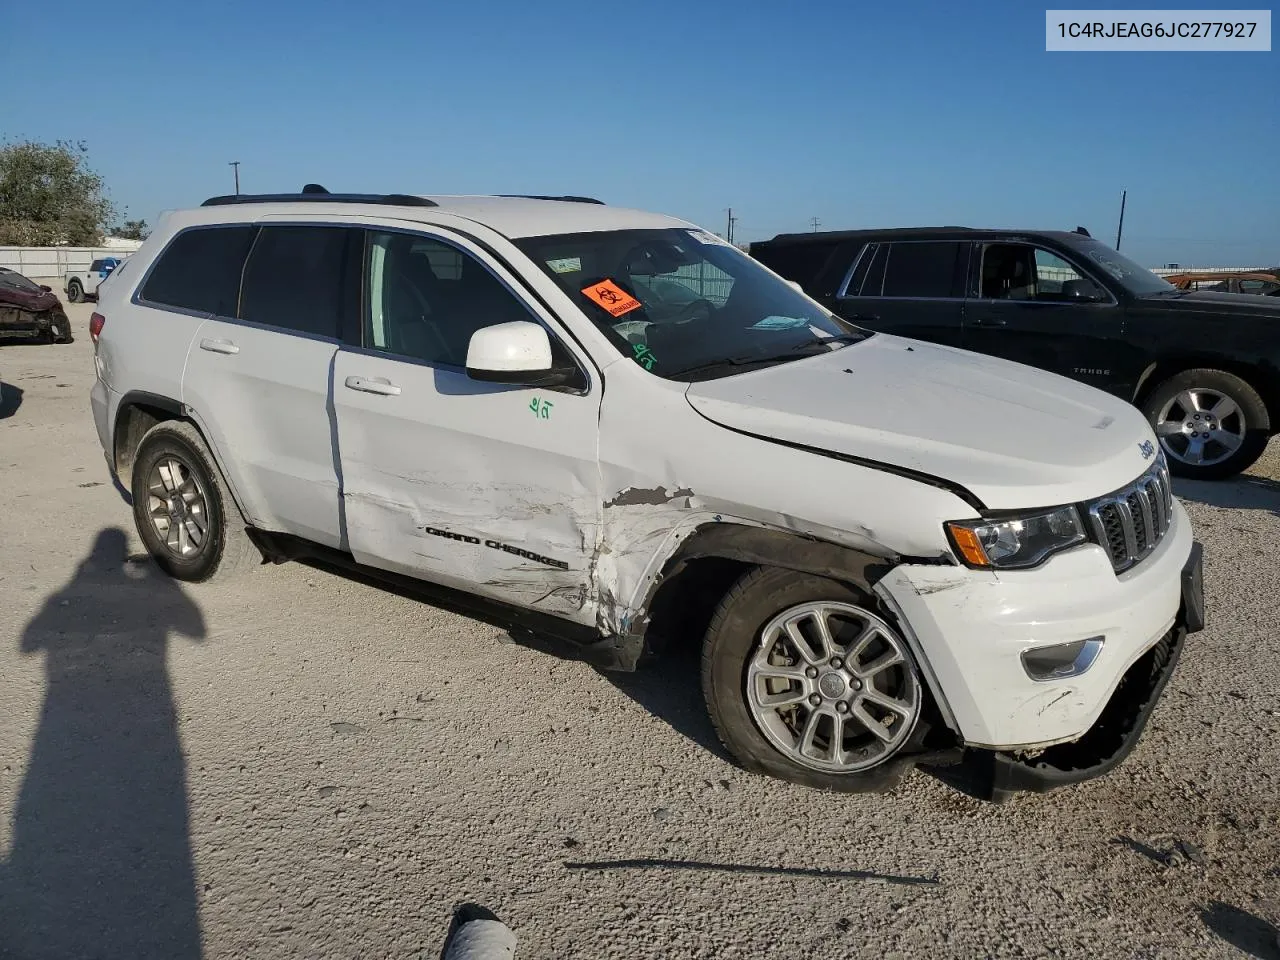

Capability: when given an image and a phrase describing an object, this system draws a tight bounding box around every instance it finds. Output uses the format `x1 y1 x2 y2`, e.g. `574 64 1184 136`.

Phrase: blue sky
5 0 1276 265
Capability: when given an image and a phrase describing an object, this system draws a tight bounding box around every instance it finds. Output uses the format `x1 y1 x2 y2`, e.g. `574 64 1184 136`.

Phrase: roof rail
499 194 605 205
202 184 437 208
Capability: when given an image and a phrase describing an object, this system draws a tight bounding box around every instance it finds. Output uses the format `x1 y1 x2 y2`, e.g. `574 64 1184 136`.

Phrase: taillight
89 312 106 343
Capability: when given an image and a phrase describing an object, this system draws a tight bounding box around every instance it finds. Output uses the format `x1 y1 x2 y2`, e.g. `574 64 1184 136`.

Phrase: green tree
114 219 150 241
0 140 115 246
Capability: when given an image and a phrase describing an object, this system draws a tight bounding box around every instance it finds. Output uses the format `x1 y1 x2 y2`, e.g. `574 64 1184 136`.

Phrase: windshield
0 268 43 294
514 228 869 380
1067 238 1175 297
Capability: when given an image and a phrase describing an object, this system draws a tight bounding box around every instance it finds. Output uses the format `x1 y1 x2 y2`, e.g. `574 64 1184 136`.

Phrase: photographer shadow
0 528 207 960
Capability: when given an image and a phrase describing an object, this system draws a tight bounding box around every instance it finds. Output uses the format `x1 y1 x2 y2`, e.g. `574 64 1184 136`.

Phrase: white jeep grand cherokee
89 187 1205 799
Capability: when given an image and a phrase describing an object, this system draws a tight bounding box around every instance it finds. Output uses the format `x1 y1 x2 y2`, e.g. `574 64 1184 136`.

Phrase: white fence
0 244 142 282
1151 265 1272 276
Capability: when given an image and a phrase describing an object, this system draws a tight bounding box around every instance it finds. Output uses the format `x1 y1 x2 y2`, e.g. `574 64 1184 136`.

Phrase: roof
189 191 691 239
418 196 690 238
757 227 1098 246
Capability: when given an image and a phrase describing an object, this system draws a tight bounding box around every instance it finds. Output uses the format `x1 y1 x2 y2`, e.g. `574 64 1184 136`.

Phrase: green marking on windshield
632 343 657 371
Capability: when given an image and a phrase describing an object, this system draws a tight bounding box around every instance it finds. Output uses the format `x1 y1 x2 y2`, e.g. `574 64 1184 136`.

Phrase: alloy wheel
746 601 921 773
1155 388 1246 468
146 456 210 558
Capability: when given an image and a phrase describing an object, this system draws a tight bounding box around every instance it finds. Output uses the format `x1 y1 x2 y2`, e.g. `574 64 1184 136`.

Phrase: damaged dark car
0 268 73 343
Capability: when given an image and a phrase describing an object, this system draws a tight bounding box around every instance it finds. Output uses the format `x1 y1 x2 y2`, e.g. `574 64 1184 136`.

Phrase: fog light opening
1021 637 1105 682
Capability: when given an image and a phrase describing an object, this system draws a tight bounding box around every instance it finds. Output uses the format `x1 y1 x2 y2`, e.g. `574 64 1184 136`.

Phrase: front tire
130 421 261 582
1142 368 1269 480
67 279 84 303
701 567 927 792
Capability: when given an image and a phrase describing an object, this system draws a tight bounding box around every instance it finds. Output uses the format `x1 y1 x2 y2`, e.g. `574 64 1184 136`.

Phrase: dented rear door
332 227 602 625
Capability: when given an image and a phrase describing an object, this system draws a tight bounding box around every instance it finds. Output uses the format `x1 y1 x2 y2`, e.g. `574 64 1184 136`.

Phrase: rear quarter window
140 226 258 316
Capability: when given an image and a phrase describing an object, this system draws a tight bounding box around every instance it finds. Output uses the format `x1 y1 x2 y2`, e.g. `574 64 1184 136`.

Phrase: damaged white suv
90 187 1205 799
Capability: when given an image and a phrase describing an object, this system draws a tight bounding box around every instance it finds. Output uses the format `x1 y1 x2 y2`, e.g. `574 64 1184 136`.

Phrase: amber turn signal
946 523 990 568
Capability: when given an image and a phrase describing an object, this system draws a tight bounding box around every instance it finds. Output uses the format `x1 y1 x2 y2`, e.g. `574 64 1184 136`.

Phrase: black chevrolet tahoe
751 227 1280 480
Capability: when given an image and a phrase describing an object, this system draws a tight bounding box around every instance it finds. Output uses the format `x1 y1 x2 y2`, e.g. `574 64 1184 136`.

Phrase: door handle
199 337 240 354
344 375 402 396
971 316 1007 327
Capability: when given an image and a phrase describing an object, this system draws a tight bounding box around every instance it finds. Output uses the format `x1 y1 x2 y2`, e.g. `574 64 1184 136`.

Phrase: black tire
130 420 262 582
67 279 83 303
49 311 73 344
1141 368 1270 480
701 566 928 792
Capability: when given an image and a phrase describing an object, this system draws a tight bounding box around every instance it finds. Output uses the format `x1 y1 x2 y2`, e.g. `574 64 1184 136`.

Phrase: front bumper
937 542 1202 800
877 499 1197 750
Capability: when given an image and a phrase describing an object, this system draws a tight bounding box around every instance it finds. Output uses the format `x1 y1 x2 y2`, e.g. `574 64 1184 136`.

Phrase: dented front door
331 228 601 625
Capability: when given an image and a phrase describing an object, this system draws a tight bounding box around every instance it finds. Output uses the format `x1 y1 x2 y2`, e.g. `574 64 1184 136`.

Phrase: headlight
945 506 1085 569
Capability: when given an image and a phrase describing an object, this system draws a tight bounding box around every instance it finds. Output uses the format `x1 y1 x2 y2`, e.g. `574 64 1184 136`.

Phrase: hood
684 335 1158 510
1137 289 1280 318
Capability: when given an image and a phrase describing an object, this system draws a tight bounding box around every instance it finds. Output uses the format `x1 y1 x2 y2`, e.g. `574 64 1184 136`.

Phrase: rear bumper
90 378 118 469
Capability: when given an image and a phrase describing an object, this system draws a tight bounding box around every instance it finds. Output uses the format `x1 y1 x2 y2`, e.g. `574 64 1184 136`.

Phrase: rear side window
881 241 964 298
141 226 258 316
239 226 359 338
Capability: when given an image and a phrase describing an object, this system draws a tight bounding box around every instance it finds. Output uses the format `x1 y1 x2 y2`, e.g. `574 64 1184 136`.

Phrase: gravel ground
2 303 1279 960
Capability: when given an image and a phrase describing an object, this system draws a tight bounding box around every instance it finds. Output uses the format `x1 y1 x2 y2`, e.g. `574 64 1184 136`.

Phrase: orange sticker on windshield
581 279 642 317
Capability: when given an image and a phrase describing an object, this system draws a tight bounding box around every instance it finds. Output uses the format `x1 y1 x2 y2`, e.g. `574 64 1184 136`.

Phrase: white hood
684 335 1158 510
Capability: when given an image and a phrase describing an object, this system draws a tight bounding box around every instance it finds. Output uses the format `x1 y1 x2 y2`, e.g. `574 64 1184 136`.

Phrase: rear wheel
701 567 926 791
67 279 84 303
130 421 261 582
1142 368 1269 480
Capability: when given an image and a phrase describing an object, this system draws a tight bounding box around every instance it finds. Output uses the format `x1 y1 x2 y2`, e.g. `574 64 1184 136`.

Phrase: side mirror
39 284 52 292
1060 278 1106 302
465 321 575 387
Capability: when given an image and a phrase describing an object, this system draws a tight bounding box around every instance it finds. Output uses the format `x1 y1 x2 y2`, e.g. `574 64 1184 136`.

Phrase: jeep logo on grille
1138 440 1155 460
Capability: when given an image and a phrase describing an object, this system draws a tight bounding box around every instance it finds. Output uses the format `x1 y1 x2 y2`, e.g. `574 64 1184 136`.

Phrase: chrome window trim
836 242 872 298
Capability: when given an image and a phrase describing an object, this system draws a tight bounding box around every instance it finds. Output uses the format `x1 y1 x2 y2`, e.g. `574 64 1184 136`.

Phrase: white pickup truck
64 257 126 303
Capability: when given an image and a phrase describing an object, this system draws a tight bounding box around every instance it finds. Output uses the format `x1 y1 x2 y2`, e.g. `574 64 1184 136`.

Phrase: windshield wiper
671 335 863 380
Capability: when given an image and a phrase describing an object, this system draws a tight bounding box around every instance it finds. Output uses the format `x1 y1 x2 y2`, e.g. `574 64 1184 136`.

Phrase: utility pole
229 161 241 196
725 208 738 245
1115 189 1127 251
810 216 821 232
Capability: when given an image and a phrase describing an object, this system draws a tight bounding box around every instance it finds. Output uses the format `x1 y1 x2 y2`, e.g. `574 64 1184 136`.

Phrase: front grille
1083 455 1174 573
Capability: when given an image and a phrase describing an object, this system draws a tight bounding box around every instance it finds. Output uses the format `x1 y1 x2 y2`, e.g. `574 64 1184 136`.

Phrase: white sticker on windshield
546 257 582 274
687 230 729 246
751 315 810 330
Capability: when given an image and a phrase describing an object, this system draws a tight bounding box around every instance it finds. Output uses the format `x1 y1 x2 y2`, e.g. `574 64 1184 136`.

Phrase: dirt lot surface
2 303 1279 959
